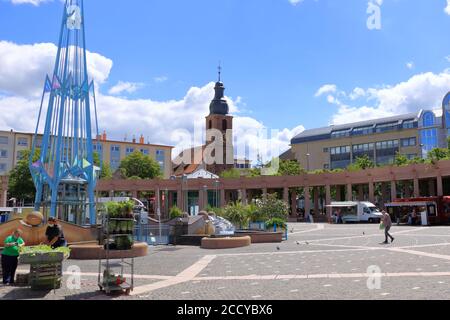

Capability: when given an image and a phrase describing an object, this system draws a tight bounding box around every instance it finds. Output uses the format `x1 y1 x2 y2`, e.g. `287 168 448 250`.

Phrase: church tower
205 66 234 175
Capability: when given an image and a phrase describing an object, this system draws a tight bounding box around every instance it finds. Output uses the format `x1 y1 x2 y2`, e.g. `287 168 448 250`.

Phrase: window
0 136 8 145
375 122 398 133
17 151 24 160
407 154 417 160
421 128 438 156
331 130 350 139
209 120 212 129
111 145 120 153
93 144 103 152
0 150 7 158
222 119 227 131
403 120 415 129
352 126 373 136
323 148 329 153
17 138 28 147
376 140 399 150
330 146 350 155
140 149 149 155
353 143 375 152
126 147 135 155
422 112 435 127
0 163 6 172
156 149 165 171
401 137 417 147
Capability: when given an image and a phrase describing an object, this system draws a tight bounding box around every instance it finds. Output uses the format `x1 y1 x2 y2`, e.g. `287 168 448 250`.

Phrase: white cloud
0 40 302 163
446 55 450 62
108 81 144 95
0 41 112 98
154 76 168 83
349 87 366 100
9 0 52 5
406 62 414 70
315 84 337 97
288 0 304 6
445 0 450 15
316 70 450 125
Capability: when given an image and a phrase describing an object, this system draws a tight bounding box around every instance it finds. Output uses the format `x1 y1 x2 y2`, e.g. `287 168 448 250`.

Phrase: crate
29 263 63 290
15 273 30 287
19 252 65 265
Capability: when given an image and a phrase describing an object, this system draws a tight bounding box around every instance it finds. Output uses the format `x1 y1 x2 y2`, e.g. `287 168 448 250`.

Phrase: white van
327 201 383 223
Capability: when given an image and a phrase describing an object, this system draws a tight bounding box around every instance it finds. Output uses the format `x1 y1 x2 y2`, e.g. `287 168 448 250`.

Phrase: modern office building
290 93 450 171
0 130 174 179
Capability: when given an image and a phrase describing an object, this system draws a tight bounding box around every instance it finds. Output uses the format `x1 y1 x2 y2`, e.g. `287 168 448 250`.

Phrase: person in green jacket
2 229 25 285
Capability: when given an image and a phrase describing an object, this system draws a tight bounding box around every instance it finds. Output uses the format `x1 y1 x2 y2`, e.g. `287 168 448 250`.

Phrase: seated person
45 217 67 249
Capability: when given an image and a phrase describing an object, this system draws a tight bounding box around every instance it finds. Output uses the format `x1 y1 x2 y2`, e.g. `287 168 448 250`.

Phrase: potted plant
265 217 287 232
123 200 134 218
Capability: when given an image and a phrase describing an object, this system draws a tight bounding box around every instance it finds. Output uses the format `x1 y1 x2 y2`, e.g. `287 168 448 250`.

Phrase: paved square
1 223 450 300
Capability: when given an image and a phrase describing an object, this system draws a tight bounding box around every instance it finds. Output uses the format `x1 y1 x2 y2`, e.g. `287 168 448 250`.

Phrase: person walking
1 229 25 286
45 217 67 249
381 211 394 244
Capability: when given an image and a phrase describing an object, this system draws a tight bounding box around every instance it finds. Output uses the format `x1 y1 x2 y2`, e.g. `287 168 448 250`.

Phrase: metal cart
98 209 135 295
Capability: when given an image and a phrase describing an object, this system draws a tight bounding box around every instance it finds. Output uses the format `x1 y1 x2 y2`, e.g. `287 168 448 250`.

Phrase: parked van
326 201 383 223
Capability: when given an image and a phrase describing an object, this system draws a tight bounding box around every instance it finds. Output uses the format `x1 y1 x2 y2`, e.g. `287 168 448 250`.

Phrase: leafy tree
119 150 162 179
256 193 289 220
220 168 241 179
275 160 304 176
93 152 112 179
223 202 250 229
347 155 375 171
169 206 183 220
8 149 40 205
427 148 450 163
394 152 409 166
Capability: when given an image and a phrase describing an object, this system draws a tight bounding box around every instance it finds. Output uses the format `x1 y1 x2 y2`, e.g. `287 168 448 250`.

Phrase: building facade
0 130 174 179
290 94 450 171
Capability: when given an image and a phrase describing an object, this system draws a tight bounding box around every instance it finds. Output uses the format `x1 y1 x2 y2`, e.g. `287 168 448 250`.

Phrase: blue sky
0 0 449 161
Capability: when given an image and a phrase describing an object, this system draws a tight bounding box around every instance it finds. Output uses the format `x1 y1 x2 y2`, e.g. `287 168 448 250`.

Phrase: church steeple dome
209 65 229 115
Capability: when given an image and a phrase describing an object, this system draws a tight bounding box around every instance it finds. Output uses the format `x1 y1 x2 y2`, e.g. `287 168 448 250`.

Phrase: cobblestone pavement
1 223 450 300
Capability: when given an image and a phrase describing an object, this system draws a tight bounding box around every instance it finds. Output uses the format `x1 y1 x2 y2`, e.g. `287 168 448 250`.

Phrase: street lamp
214 180 220 208
306 153 311 172
203 185 208 212
182 174 188 215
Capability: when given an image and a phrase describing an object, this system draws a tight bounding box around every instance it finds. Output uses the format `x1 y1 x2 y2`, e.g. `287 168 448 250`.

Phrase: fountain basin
234 230 283 243
201 236 251 249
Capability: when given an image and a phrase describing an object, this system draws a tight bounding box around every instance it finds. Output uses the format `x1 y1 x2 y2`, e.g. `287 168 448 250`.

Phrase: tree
220 168 241 179
427 148 450 163
276 160 304 176
347 155 375 171
93 152 112 179
394 152 409 166
119 150 162 179
256 193 289 220
8 149 40 205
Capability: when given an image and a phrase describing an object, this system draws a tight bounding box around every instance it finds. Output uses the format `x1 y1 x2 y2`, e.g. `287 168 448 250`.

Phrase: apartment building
289 92 450 171
0 130 174 179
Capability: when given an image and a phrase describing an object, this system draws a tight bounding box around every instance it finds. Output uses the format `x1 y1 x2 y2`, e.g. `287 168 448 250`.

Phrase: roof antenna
218 61 222 82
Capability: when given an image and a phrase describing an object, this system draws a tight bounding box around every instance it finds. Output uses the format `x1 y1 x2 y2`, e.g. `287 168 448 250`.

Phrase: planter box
19 252 65 265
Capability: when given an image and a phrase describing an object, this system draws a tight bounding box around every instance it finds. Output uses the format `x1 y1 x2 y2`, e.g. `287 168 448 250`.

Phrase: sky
0 0 449 163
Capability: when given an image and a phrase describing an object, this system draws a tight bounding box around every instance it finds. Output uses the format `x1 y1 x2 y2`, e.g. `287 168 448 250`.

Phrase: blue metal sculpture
30 0 100 224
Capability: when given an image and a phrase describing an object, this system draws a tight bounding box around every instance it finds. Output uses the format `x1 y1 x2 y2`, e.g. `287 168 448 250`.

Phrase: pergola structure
95 160 450 221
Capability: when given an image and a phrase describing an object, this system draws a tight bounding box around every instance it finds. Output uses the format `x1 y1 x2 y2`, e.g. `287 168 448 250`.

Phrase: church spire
209 64 229 115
